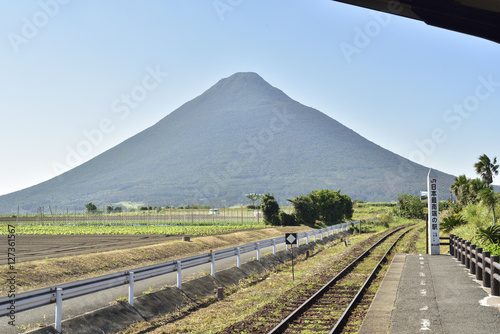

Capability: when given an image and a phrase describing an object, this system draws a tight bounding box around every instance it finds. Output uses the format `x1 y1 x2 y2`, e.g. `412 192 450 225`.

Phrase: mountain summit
1 72 455 212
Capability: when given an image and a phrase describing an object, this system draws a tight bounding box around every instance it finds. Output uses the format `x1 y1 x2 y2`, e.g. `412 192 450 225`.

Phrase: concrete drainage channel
28 231 351 334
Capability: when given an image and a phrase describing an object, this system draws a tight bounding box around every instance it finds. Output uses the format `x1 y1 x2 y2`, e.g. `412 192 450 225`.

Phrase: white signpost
427 169 440 255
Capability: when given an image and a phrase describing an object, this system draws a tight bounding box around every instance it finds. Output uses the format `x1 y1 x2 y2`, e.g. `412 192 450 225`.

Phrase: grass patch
352 202 396 221
118 223 417 334
117 233 374 334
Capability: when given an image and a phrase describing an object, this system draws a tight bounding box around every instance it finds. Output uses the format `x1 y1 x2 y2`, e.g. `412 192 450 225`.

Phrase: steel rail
329 228 410 334
268 226 408 334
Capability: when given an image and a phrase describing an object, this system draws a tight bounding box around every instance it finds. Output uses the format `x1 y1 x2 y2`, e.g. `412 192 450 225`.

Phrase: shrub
288 195 317 227
475 225 500 244
397 194 424 219
261 193 281 226
378 213 393 227
279 211 297 226
441 214 468 232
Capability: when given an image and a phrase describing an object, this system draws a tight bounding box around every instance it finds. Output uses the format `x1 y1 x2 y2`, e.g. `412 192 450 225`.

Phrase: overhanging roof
333 0 500 44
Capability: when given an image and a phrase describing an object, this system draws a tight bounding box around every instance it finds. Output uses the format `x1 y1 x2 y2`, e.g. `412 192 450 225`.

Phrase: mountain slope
1 72 455 213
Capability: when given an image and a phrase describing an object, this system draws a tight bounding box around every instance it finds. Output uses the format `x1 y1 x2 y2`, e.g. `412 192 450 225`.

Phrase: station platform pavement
359 253 500 333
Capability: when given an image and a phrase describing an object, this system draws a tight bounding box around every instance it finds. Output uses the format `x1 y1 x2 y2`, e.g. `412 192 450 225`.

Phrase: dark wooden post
491 255 500 297
461 238 465 262
470 244 477 275
483 251 491 288
456 238 462 262
461 239 466 265
449 234 454 256
465 241 471 269
476 247 483 281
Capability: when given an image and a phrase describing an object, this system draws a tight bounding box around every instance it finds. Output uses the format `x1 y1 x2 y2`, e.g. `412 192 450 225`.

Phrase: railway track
221 225 412 334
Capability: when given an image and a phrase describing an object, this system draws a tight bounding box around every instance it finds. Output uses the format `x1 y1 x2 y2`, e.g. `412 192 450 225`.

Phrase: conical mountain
1 72 455 213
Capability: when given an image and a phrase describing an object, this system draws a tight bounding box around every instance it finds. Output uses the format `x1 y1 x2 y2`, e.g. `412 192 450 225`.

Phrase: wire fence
0 207 294 226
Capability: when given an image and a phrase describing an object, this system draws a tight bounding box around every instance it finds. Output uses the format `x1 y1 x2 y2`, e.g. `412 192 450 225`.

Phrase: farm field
0 234 178 265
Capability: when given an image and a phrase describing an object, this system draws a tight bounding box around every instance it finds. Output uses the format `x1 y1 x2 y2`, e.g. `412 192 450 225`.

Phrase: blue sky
1 0 500 196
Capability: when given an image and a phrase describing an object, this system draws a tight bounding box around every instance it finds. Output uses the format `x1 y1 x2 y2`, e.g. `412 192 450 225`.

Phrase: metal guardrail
449 234 500 297
0 222 355 331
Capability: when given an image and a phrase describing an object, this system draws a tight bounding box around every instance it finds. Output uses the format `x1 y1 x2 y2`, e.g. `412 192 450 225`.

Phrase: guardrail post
211 251 216 277
272 239 276 255
320 229 323 241
314 231 317 243
476 248 483 281
256 242 261 262
470 244 477 275
55 288 62 333
237 247 241 268
483 251 491 288
176 260 182 290
306 233 309 245
491 255 500 296
296 235 300 247
465 241 471 269
128 272 134 306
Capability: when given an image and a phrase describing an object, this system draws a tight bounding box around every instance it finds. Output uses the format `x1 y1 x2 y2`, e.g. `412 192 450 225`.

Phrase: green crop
0 224 266 236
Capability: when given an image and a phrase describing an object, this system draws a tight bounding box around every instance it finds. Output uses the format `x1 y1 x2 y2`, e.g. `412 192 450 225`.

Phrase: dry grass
0 226 312 295
116 233 373 334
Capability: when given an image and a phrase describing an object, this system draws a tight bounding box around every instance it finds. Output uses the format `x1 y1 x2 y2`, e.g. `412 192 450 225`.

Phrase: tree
261 193 281 226
451 174 469 205
85 202 97 214
450 175 485 207
288 195 317 226
479 186 498 225
106 205 114 213
397 194 424 219
309 189 353 224
246 193 262 208
468 178 487 203
474 154 499 186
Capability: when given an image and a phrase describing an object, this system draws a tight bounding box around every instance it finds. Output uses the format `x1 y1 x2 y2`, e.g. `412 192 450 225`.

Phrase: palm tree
246 193 263 208
451 175 469 204
468 178 486 204
474 154 499 186
479 186 498 225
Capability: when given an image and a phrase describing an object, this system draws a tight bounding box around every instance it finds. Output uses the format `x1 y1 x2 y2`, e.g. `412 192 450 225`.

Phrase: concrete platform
360 253 500 334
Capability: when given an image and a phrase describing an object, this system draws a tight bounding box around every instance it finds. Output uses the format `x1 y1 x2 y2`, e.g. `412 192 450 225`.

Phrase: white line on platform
420 319 431 331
